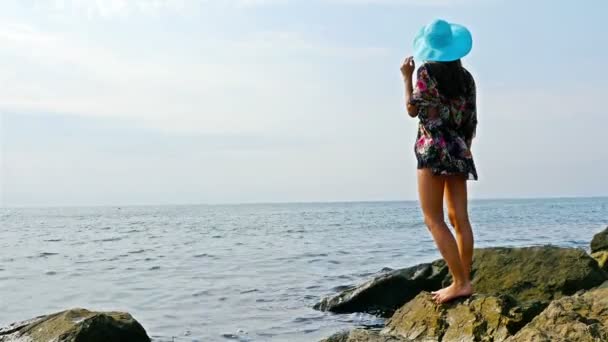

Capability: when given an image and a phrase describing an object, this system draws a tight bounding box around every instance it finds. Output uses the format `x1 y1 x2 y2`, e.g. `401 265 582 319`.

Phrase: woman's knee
447 210 458 227
447 211 470 230
424 215 447 231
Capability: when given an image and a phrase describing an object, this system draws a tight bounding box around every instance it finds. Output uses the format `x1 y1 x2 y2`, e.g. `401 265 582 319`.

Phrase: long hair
425 60 472 99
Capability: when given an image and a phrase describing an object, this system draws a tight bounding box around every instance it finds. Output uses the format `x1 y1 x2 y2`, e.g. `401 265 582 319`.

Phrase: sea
1 197 607 341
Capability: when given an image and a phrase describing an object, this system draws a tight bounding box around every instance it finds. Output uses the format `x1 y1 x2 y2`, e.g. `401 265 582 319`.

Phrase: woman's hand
402 56 417 117
401 56 415 80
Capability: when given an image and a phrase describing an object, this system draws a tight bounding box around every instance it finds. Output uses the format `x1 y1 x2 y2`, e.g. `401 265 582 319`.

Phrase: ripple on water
192 290 211 297
193 253 215 258
220 333 239 340
128 249 146 254
255 298 273 303
99 237 122 242
292 315 323 323
302 252 328 257
123 229 141 234
29 252 59 259
240 289 258 294
332 284 354 292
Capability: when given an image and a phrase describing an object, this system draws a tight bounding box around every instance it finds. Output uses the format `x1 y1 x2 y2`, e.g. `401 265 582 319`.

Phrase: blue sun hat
413 19 472 62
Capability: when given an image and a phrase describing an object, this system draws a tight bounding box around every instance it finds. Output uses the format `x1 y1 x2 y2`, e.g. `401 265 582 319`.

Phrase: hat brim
413 23 472 62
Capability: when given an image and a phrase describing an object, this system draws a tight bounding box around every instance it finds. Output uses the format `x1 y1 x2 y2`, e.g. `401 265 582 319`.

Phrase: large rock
591 226 608 253
315 246 607 317
321 329 407 342
468 246 606 303
380 292 545 342
0 308 150 342
506 286 608 341
314 260 448 317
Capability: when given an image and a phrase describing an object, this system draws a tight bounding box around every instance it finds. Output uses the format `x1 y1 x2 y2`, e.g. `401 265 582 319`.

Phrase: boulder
315 246 607 317
321 329 407 342
0 308 150 342
314 260 448 317
592 251 608 272
381 292 545 342
505 286 608 341
467 246 606 303
591 226 608 253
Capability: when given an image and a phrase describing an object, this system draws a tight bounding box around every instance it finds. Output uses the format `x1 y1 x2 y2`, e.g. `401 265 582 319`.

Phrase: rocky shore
318 226 608 342
0 308 150 342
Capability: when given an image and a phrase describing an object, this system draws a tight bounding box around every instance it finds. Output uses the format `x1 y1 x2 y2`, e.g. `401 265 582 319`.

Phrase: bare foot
431 282 473 304
431 284 452 301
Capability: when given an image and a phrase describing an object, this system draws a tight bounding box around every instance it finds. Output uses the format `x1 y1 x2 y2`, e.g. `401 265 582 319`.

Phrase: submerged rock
316 246 607 317
591 226 608 253
314 260 448 317
0 308 150 342
505 286 608 341
381 292 545 342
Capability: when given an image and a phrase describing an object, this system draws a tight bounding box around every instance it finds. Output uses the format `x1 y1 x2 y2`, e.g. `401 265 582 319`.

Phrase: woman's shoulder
461 67 475 84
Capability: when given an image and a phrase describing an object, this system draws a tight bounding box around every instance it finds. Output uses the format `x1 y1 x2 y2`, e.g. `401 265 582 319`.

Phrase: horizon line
2 195 607 209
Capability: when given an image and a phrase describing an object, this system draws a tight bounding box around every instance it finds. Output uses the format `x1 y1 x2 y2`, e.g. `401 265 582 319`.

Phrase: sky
1 0 607 207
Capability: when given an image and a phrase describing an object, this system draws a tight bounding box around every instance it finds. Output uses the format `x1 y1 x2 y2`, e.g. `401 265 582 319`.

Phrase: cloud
34 0 191 17
23 0 487 17
0 20 389 134
27 0 287 16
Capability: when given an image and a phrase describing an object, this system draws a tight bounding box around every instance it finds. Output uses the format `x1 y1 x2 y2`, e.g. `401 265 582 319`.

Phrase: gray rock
320 329 407 342
505 286 608 341
468 246 606 303
381 292 545 342
314 260 448 317
0 308 150 342
315 246 607 317
591 226 608 253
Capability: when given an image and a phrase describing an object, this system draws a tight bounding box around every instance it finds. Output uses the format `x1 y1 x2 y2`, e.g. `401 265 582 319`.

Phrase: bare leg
417 169 471 303
445 177 474 278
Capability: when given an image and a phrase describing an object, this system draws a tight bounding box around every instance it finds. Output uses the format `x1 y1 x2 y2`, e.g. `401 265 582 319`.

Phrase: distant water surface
1 198 606 341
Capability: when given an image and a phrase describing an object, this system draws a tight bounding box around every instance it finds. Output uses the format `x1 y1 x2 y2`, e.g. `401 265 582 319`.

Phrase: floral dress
408 63 478 180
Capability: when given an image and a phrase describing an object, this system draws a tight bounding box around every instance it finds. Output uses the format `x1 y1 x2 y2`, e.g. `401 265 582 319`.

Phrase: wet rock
381 292 545 342
591 226 608 253
467 246 606 303
316 246 606 317
505 286 608 341
320 329 407 342
314 260 448 317
0 308 150 342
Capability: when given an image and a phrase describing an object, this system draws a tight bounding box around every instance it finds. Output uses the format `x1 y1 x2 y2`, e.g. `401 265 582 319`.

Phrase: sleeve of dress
462 75 477 146
408 64 441 117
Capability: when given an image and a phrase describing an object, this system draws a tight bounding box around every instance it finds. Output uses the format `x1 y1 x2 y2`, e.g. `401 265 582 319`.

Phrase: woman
400 19 478 304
